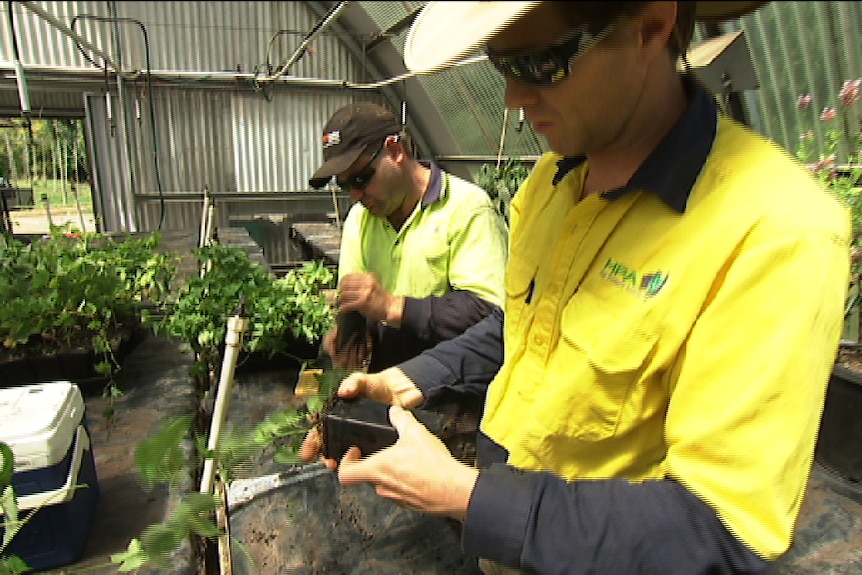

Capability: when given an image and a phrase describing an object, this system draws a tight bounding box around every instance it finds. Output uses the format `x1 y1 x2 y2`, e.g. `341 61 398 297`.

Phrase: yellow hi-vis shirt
338 166 507 307
481 116 851 560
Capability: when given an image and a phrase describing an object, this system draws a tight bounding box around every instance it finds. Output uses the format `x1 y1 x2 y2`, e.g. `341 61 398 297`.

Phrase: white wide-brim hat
403 1 768 73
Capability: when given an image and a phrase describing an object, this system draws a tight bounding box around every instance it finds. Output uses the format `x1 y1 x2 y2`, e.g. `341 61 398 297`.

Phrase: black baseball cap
309 102 403 189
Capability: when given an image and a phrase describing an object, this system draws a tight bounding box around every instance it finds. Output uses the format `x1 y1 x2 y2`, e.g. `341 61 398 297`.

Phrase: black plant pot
232 350 303 374
814 364 862 487
0 328 147 393
218 335 321 375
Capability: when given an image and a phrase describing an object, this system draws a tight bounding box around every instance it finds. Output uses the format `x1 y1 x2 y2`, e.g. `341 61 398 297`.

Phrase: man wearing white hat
302 2 850 573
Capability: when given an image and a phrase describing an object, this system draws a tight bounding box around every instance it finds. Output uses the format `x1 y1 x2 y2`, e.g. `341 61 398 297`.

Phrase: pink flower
802 130 815 141
797 94 813 109
840 79 861 108
820 107 838 121
812 155 837 173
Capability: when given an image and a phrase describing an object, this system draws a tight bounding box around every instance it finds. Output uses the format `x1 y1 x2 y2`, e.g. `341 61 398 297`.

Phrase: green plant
0 440 28 574
476 157 531 225
0 344 344 574
1 430 221 575
83 369 344 573
796 79 862 238
0 230 177 417
151 243 335 380
796 79 862 340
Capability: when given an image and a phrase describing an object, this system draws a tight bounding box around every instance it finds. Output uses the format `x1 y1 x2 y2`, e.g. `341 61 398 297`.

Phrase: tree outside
1 118 96 234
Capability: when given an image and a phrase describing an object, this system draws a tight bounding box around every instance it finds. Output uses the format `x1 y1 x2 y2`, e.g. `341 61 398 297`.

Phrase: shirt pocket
412 242 450 296
504 254 538 337
550 292 659 442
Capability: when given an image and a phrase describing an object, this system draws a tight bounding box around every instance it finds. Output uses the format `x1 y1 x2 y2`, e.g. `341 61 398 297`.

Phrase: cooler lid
0 381 84 471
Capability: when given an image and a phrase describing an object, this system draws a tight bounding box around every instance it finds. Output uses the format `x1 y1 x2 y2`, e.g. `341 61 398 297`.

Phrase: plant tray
0 329 146 393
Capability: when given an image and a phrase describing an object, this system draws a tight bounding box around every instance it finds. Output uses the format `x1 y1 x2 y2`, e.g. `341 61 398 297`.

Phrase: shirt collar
420 161 444 207
552 74 718 213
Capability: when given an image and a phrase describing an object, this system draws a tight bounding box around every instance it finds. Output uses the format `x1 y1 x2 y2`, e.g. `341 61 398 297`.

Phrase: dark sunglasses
486 20 616 87
337 142 385 193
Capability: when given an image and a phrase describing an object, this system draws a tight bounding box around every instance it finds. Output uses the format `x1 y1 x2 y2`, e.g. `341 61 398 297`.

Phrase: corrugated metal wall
18 1 377 258
6 2 861 160
4 1 861 254
738 2 862 164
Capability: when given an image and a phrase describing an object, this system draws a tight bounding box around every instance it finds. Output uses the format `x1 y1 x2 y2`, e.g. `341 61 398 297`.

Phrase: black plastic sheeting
814 365 862 484
227 465 482 575
223 364 481 574
765 364 862 574
223 363 862 574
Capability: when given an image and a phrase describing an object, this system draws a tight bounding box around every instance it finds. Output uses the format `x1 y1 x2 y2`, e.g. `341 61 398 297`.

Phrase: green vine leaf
111 538 148 572
0 231 179 424
0 443 12 491
149 244 335 377
0 485 21 550
137 492 221 569
134 414 195 489
169 492 222 539
0 555 29 575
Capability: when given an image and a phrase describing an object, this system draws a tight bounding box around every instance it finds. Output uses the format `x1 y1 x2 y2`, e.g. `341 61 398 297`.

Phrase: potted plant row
0 229 177 404
148 242 336 387
0 235 337 574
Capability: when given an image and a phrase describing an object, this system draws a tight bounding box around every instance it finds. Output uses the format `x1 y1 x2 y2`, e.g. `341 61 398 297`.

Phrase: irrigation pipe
200 311 249 495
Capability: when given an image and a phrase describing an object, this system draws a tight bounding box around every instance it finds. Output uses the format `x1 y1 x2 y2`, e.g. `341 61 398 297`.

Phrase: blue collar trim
421 161 443 207
552 75 718 213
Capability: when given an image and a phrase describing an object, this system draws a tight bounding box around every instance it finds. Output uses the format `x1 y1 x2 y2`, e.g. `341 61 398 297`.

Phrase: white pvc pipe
200 313 249 495
198 187 211 248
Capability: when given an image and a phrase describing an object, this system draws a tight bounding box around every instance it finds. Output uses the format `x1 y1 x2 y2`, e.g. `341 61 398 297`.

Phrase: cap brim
404 2 541 73
308 145 366 189
695 2 768 21
403 1 768 74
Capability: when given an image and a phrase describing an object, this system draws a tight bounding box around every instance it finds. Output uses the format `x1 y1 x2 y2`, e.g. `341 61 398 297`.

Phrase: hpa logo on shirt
601 258 668 298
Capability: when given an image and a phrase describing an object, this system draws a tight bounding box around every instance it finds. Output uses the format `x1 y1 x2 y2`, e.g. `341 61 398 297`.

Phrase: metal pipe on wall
0 64 359 90
4 4 31 117
107 1 137 232
266 1 349 81
0 52 489 92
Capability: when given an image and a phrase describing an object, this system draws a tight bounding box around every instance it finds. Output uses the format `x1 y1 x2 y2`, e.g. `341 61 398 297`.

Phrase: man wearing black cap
309 102 508 373
303 1 851 574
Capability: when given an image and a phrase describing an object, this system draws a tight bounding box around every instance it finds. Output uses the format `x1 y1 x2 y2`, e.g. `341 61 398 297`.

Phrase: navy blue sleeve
368 291 499 372
397 306 504 409
400 289 498 342
463 464 769 575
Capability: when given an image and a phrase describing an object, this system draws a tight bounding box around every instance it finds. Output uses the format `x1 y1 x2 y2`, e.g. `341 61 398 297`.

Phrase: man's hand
338 272 404 326
299 368 425 467
337 405 479 521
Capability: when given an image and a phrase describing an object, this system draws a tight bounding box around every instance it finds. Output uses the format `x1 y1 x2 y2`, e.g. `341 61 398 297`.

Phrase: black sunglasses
337 142 386 193
486 20 616 87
